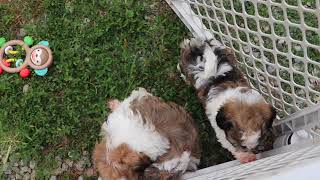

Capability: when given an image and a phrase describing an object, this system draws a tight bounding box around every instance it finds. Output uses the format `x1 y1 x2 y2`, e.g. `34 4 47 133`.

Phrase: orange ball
20 68 30 78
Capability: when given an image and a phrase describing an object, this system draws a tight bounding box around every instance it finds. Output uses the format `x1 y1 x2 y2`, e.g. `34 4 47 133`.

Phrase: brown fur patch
179 39 275 153
93 140 151 180
179 47 197 86
222 101 275 151
130 95 201 177
130 96 201 160
223 101 273 131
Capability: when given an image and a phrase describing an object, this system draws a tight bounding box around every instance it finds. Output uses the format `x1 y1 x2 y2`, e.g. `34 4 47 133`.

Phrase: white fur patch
216 63 232 77
188 43 218 89
180 39 190 49
186 38 231 89
102 88 170 161
203 44 218 79
189 38 204 50
177 63 187 82
206 87 265 154
187 156 200 171
153 151 195 173
241 131 261 149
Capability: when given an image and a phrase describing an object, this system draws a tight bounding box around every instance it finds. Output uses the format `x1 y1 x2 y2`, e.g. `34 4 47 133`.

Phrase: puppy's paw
108 99 120 112
234 151 257 164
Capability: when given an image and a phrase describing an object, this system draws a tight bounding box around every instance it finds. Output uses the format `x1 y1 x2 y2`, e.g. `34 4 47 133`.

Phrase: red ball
2 60 10 67
0 67 3 75
20 68 30 78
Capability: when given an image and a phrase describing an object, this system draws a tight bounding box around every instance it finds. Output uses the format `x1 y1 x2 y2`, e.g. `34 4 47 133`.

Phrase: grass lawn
1 0 319 179
0 0 230 179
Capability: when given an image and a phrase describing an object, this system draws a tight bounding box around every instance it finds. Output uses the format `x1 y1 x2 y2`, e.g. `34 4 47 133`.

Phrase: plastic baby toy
0 36 53 78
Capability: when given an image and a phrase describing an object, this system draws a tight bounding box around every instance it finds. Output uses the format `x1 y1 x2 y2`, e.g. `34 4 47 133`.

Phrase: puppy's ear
216 107 233 131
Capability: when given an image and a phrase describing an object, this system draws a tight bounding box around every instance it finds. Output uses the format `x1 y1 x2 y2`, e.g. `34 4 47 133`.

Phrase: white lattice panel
183 141 320 179
167 0 320 119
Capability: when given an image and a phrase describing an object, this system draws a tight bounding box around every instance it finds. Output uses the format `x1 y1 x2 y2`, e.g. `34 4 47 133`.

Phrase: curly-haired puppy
178 38 276 163
93 88 201 180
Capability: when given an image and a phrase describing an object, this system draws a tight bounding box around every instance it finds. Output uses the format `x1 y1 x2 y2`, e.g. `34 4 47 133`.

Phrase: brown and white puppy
93 88 201 180
178 38 276 163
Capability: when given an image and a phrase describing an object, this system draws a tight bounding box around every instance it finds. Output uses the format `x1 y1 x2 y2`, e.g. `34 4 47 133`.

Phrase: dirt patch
42 136 69 155
2 0 45 33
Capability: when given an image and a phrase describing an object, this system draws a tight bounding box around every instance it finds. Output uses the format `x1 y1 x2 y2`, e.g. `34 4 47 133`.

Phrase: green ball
24 36 34 46
0 37 6 47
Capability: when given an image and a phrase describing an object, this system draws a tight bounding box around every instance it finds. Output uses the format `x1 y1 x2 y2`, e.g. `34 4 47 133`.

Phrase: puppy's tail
179 38 220 89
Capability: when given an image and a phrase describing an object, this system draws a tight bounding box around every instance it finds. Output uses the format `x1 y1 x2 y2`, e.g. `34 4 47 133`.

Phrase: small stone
14 162 19 167
98 10 107 17
50 176 57 180
2 163 8 171
23 173 31 180
21 166 30 173
54 156 62 162
9 174 15 180
53 168 63 175
84 168 96 176
61 163 68 171
20 160 26 166
4 168 12 175
30 171 36 180
144 15 153 20
85 161 92 168
82 151 88 156
18 28 27 37
23 84 30 93
75 160 85 171
29 161 36 169
16 173 22 180
9 155 19 163
13 166 20 173
65 159 73 167
83 18 91 24
78 176 83 180
82 156 89 162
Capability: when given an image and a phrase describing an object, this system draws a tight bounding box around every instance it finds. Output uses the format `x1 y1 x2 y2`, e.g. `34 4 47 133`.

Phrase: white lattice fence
167 0 320 119
183 140 320 179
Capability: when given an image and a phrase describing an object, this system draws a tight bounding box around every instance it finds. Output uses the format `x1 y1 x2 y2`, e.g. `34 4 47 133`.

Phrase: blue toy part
38 40 49 47
15 59 24 67
35 68 48 76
